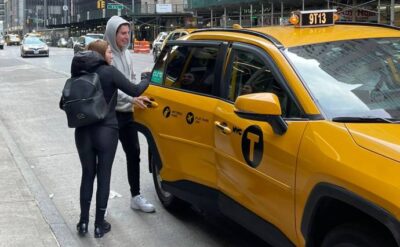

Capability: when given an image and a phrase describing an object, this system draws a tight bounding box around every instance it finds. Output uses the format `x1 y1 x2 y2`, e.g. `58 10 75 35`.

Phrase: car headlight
23 46 30 51
43 45 49 50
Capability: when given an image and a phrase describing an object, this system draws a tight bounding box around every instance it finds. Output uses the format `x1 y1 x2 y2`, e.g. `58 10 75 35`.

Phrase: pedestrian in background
104 16 155 213
63 40 149 238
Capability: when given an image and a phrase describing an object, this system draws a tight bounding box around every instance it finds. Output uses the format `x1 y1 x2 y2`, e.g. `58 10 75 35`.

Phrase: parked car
57 38 68 47
85 33 104 40
152 32 168 62
5 34 21 46
0 35 4 49
20 37 49 57
67 37 79 48
136 9 400 247
73 35 102 54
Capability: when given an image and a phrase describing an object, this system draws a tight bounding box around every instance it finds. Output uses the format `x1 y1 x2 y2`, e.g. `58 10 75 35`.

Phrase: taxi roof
251 23 399 48
194 23 399 48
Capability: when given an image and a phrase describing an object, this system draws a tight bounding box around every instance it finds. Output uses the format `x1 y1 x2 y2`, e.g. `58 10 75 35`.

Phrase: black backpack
60 72 115 128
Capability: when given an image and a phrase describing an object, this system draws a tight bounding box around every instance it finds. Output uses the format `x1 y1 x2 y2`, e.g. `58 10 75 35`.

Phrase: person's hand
132 95 151 109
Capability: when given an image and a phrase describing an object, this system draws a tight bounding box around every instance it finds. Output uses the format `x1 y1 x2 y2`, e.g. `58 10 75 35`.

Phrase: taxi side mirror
234 93 288 135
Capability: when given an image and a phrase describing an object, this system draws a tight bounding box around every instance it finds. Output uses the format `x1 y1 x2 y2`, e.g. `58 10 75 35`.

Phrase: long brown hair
87 40 109 59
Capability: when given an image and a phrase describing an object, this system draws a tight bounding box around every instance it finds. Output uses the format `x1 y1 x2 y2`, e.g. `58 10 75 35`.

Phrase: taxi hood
346 124 400 162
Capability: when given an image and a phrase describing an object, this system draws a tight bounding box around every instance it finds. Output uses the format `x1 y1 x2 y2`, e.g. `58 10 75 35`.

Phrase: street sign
107 3 124 10
62 5 68 11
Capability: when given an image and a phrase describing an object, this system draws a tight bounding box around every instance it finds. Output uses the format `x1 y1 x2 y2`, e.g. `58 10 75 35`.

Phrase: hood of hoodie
104 16 130 54
71 51 106 77
104 16 132 81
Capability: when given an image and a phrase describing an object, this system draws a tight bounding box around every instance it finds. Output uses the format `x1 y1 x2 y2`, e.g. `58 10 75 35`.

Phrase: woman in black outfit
66 40 149 238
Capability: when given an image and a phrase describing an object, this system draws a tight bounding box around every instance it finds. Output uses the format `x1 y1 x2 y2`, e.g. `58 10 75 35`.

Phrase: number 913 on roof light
289 9 339 27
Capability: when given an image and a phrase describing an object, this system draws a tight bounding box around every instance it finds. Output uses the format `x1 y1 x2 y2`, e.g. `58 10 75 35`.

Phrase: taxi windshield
286 38 400 120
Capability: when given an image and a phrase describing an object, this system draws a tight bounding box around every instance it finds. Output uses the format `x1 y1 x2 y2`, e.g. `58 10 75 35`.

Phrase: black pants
116 112 141 197
75 125 118 224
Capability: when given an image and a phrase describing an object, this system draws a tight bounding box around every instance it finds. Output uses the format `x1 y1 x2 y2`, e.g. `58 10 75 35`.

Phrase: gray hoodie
104 16 135 112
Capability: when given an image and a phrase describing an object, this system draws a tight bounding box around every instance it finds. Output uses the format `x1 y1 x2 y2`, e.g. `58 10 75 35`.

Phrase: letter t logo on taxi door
241 125 264 168
246 132 259 162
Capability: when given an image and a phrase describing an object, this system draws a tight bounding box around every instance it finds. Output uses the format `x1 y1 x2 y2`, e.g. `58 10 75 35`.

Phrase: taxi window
172 32 182 40
227 48 301 118
164 45 218 95
286 38 400 120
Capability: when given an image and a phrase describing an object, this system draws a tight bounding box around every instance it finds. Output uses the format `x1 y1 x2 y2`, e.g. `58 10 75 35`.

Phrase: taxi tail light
289 14 299 25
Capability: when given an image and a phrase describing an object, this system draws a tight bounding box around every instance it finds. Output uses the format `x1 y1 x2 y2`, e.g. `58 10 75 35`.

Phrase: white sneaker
131 195 155 213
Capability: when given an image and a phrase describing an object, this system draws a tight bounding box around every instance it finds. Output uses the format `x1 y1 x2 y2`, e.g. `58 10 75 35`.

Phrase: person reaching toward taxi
104 16 155 213
64 40 149 238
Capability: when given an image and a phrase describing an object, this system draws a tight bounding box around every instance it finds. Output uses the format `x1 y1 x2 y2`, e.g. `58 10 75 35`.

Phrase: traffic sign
107 3 124 10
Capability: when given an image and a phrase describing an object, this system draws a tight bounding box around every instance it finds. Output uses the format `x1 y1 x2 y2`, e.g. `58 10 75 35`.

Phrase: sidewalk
0 125 59 246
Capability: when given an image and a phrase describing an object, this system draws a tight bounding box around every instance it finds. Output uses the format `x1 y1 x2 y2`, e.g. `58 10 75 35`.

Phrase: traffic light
97 0 105 9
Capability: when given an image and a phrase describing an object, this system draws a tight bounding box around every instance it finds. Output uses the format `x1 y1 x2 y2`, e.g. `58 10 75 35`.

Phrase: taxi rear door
140 40 228 191
214 42 308 245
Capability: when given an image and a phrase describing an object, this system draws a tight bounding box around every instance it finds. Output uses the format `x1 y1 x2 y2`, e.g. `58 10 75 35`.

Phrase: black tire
150 151 188 211
321 223 396 247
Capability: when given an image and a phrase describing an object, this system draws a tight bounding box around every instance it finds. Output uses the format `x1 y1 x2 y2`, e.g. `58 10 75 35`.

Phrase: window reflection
286 38 400 119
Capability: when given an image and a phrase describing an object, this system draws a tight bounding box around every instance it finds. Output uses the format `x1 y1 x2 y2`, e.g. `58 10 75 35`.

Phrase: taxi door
214 43 308 242
141 41 227 189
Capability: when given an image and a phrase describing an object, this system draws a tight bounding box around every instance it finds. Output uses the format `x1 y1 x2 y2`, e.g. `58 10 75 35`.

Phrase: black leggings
75 125 118 224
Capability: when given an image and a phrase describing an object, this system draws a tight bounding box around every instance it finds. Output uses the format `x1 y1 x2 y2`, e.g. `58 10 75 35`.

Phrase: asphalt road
0 45 268 247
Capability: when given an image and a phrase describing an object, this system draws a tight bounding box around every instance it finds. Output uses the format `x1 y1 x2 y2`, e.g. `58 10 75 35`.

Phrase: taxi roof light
333 13 340 22
290 9 337 28
289 14 300 25
232 24 243 29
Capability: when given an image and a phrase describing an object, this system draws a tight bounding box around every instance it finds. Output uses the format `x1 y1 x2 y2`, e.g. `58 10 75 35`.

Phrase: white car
20 37 49 57
0 36 4 49
152 32 168 62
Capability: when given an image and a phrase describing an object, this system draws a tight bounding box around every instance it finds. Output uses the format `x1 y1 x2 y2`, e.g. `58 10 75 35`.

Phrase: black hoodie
66 51 149 126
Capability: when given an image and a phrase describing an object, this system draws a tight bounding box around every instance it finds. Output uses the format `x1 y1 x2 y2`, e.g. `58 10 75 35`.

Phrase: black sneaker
94 220 111 238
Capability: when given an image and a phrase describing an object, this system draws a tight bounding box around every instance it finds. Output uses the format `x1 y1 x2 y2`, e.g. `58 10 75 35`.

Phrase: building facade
0 0 4 33
3 0 398 40
189 0 399 27
4 0 192 41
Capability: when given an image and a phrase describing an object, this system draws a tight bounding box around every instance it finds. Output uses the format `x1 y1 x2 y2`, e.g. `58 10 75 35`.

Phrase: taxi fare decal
241 125 263 168
185 112 209 125
162 106 183 119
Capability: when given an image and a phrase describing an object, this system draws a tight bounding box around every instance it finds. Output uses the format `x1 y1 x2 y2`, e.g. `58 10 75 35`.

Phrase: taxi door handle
214 121 232 135
146 99 158 108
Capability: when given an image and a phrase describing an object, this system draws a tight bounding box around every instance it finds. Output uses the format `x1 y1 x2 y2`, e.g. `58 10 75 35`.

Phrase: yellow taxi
136 9 400 247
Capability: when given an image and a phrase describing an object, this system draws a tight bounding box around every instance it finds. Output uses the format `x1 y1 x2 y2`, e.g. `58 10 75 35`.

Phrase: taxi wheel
151 153 188 211
321 223 395 247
